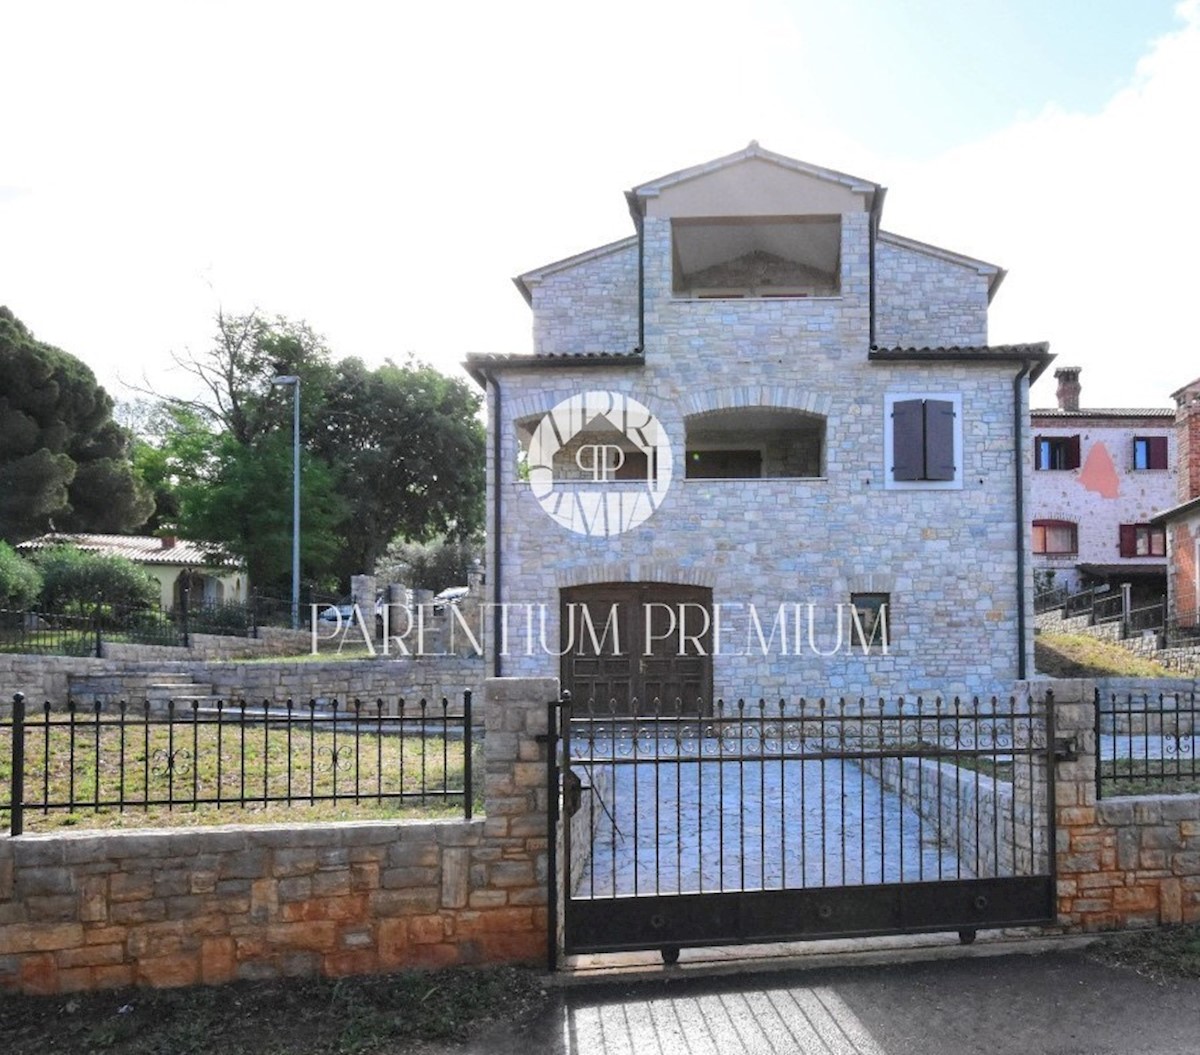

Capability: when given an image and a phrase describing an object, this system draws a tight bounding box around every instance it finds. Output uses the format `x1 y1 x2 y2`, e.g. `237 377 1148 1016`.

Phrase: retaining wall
0 677 553 994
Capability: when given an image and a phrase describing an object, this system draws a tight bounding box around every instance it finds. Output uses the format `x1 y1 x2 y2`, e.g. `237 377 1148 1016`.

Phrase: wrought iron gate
552 693 1056 962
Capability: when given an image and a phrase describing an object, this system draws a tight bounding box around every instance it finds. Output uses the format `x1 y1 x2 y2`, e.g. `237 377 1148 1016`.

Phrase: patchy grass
1089 923 1200 982
1035 632 1174 678
952 756 1015 782
0 965 550 1055
0 717 469 833
1098 758 1200 797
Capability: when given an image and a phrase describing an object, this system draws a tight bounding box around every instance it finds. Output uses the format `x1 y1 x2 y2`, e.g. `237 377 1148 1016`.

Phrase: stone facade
482 145 1048 698
0 677 553 994
1158 376 1200 628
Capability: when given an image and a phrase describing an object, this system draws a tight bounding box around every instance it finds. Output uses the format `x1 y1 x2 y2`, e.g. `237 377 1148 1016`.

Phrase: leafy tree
33 545 159 614
174 431 344 592
0 541 42 608
140 313 485 590
0 307 154 541
377 535 483 592
314 357 486 580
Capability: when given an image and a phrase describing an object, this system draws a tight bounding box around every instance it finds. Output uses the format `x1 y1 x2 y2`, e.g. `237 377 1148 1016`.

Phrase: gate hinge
1053 736 1078 763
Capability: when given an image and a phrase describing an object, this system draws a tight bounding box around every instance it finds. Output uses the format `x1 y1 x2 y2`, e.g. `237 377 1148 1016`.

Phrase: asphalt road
459 948 1200 1055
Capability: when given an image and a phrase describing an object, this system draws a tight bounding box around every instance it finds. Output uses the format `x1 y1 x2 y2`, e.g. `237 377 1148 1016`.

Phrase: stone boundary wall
0 677 554 994
866 757 1016 878
1025 678 1200 930
1 654 485 716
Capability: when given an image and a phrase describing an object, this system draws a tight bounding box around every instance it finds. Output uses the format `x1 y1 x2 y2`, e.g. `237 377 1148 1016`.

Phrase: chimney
1055 367 1081 412
160 534 177 550
1173 376 1200 503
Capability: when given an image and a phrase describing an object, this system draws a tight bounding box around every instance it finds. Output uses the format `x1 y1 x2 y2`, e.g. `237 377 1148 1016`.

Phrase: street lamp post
272 375 301 629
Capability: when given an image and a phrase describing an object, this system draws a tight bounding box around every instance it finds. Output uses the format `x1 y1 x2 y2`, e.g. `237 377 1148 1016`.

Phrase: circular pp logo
527 391 672 537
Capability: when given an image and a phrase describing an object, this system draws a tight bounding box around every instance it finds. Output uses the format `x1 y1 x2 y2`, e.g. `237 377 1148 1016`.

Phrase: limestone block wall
528 240 639 355
0 677 554 994
1 654 485 715
868 756 1016 878
873 235 990 348
1026 678 1200 930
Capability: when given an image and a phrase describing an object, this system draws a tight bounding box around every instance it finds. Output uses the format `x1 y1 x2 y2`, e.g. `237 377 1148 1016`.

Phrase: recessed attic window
672 216 841 298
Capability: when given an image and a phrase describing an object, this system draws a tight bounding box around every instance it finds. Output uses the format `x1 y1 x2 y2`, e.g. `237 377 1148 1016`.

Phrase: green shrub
34 546 159 614
0 542 42 608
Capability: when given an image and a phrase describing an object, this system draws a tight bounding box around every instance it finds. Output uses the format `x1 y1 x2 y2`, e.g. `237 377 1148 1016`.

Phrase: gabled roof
626 141 882 208
877 230 1006 302
513 235 638 305
1030 407 1174 419
16 533 240 569
868 342 1054 381
464 350 645 387
1151 495 1200 526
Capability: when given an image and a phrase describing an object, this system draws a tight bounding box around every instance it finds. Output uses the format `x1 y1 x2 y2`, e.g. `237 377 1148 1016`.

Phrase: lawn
0 711 472 833
1035 632 1175 678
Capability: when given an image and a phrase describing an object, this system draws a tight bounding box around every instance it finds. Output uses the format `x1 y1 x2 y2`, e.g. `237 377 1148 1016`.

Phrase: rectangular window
1119 523 1166 558
1034 435 1081 470
1032 520 1078 555
1133 436 1168 470
892 398 956 481
850 593 889 650
685 449 763 479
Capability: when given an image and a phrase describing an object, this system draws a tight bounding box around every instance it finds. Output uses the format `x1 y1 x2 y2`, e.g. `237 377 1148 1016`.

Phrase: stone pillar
350 575 376 627
473 677 556 962
1173 376 1200 503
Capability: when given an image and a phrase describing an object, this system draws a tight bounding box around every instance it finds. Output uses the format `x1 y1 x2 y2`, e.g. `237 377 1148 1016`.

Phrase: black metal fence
1095 688 1200 798
1 691 473 834
0 591 317 657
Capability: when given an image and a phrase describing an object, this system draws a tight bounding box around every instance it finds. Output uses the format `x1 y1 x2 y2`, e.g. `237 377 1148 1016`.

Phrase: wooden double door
560 583 712 714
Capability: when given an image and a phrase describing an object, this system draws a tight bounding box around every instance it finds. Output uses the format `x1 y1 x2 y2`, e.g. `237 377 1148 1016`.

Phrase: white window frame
883 392 964 491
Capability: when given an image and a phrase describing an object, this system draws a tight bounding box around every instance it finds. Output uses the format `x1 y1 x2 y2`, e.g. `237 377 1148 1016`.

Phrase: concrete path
456 939 1200 1055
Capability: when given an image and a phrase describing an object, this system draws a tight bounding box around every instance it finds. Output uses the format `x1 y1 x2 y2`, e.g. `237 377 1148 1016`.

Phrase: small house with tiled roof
467 143 1052 702
16 533 247 610
1029 367 1175 600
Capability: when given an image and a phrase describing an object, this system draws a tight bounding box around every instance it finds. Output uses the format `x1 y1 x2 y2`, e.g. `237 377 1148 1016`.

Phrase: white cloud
882 0 1200 407
0 0 1195 412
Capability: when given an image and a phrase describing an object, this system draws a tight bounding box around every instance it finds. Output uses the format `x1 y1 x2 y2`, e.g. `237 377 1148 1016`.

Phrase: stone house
467 143 1051 704
1029 367 1175 600
16 532 247 610
1151 375 1200 632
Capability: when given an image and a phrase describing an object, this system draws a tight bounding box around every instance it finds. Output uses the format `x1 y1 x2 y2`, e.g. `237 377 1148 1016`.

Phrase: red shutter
1148 436 1168 470
1066 434 1081 470
892 399 925 480
1118 524 1138 558
924 400 956 480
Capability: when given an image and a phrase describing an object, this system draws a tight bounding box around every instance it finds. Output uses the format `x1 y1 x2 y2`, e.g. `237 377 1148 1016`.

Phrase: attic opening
684 407 824 479
672 216 841 299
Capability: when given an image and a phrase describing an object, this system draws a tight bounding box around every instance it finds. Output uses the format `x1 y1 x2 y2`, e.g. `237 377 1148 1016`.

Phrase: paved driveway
462 944 1200 1055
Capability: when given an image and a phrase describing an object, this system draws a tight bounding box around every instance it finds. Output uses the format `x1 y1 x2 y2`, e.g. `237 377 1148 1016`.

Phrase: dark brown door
561 583 712 714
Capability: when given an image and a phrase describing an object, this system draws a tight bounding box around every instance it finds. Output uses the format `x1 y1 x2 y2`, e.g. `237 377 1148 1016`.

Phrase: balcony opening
684 407 824 480
672 216 841 299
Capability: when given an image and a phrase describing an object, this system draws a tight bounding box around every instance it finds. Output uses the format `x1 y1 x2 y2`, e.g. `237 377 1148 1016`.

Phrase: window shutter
892 399 925 480
1033 435 1043 470
1066 435 1081 470
1118 524 1138 558
1148 436 1168 470
924 399 956 480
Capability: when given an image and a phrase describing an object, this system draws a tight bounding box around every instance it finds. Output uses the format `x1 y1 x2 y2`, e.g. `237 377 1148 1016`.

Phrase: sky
1 0 1196 412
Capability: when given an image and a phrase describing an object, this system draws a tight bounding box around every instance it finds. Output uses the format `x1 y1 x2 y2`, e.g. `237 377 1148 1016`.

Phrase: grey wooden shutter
923 399 956 481
892 399 925 480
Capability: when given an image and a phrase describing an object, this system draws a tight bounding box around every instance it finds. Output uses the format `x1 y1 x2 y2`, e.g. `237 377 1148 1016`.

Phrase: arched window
683 407 824 480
